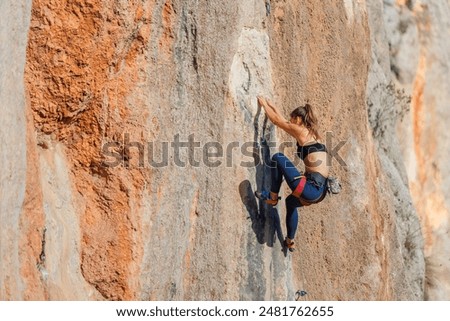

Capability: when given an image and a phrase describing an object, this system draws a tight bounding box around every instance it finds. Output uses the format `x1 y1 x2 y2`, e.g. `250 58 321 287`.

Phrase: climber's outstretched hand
257 96 268 108
256 96 297 138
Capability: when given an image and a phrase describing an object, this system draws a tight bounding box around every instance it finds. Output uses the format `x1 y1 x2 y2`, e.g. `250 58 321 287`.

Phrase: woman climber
255 96 329 252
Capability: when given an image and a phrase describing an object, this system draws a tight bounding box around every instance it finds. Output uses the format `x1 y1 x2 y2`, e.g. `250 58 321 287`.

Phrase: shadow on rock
239 180 284 250
239 180 265 244
238 102 287 250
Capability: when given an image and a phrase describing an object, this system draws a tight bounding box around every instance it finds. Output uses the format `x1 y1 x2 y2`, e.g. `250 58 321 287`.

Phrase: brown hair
290 103 321 140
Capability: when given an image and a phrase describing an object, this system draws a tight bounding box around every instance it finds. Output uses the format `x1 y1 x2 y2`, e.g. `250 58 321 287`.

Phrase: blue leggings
270 152 325 239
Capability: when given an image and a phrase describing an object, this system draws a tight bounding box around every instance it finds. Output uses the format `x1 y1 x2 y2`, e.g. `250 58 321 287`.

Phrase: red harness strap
292 176 327 206
292 176 307 198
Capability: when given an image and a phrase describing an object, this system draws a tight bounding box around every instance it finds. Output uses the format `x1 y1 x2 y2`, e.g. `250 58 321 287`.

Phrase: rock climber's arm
257 97 298 137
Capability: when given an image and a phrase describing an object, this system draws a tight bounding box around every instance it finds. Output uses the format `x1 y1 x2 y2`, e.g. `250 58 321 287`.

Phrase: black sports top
296 142 327 160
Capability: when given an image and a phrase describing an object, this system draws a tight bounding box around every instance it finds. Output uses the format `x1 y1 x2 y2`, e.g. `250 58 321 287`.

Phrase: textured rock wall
0 0 33 300
382 0 450 300
4 0 449 300
365 0 426 300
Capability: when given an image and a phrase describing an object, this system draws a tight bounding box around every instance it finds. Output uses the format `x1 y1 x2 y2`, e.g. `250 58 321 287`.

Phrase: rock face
382 0 450 300
0 0 448 300
1 0 34 300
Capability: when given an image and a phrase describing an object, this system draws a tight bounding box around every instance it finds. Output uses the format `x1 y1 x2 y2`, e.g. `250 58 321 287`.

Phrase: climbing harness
327 176 342 194
291 175 307 198
291 173 341 206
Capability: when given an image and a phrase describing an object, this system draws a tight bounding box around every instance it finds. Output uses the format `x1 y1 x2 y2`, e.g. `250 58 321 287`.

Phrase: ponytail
304 103 320 140
290 103 321 140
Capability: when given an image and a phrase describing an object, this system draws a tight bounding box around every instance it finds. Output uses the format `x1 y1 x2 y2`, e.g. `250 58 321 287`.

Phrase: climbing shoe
255 190 280 206
284 237 295 252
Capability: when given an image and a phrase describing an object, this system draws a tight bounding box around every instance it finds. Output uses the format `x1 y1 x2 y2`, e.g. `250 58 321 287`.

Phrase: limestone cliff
382 0 450 300
1 0 447 300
